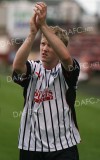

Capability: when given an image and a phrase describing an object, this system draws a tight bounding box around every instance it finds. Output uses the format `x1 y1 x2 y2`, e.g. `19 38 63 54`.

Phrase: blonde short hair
42 26 69 47
50 26 69 47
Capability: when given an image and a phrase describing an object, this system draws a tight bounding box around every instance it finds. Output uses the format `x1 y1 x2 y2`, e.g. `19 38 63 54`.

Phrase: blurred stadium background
0 0 100 160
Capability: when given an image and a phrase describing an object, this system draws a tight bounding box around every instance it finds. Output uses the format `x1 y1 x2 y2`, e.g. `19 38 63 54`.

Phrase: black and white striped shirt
12 59 81 152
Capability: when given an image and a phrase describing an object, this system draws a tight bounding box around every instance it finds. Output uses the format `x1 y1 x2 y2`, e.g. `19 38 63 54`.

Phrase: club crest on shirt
51 71 59 78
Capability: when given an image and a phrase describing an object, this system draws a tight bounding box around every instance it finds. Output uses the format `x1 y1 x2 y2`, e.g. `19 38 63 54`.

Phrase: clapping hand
33 2 47 28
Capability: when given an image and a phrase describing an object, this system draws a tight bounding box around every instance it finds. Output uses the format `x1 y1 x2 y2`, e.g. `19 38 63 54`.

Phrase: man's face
40 36 59 65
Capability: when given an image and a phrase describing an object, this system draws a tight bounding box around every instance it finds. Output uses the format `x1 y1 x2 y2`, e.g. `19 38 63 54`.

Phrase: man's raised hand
33 2 47 27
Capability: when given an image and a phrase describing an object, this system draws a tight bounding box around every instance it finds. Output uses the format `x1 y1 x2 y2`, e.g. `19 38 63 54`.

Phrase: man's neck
42 61 59 70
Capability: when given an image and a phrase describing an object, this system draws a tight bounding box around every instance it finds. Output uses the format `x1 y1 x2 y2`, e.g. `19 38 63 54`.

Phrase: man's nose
43 45 48 51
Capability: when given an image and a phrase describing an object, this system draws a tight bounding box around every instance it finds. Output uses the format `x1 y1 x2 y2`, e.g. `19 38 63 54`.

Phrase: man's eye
48 44 51 48
41 42 45 46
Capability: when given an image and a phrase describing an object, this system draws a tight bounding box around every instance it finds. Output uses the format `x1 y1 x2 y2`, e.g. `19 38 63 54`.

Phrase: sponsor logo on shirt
34 89 53 103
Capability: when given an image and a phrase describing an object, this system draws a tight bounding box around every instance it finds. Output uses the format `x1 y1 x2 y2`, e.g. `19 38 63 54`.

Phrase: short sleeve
12 60 31 87
62 59 80 87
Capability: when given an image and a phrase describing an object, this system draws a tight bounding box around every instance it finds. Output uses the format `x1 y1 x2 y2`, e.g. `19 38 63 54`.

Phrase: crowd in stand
69 34 100 72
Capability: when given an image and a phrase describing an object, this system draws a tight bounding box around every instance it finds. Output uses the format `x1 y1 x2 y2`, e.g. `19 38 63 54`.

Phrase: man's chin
41 58 48 63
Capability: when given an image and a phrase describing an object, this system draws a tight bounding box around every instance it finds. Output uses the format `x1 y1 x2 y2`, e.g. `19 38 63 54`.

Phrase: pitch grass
0 75 100 160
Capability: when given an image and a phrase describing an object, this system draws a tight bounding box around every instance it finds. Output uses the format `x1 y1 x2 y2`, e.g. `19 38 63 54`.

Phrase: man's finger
37 2 47 8
35 4 43 11
34 8 41 15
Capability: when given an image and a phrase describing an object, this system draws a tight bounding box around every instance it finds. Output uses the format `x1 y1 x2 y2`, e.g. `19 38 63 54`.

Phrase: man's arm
34 2 73 71
13 14 39 74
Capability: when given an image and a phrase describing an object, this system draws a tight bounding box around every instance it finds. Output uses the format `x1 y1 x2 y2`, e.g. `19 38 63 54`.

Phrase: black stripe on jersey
28 125 32 150
28 120 37 151
53 73 64 149
28 100 34 150
34 121 37 151
71 127 78 144
42 102 50 151
44 69 48 87
48 101 57 151
68 110 74 145
47 69 52 88
37 111 44 151
58 72 70 147
46 70 57 151
27 102 33 150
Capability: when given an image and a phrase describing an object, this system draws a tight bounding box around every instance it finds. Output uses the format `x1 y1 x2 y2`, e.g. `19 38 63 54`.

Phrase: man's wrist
29 30 37 36
40 22 48 31
25 32 37 44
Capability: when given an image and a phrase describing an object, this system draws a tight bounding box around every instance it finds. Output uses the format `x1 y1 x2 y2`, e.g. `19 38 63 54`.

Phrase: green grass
0 75 100 160
0 75 23 160
76 81 100 160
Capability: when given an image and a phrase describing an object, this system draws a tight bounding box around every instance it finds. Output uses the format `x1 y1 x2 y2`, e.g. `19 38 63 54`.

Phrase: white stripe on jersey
18 60 81 152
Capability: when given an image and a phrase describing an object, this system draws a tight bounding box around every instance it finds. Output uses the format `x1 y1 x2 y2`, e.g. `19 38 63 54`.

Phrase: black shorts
19 145 79 160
